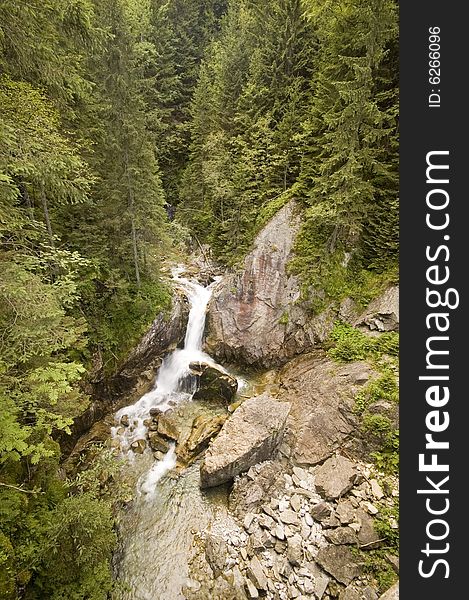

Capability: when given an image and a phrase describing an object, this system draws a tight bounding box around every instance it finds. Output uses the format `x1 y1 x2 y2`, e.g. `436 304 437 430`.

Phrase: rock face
200 395 291 488
355 286 399 332
205 201 315 368
277 352 375 465
205 199 399 368
190 361 238 405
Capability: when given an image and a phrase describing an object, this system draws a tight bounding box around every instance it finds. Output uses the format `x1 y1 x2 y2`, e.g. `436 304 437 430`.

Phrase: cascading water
112 266 235 599
112 266 223 458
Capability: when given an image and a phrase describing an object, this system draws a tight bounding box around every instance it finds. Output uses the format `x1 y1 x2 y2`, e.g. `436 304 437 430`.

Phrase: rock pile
189 455 399 600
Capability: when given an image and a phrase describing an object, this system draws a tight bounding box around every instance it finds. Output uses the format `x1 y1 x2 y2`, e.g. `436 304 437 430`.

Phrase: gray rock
290 494 302 512
315 456 358 500
245 577 259 598
200 395 290 488
190 361 238 405
316 546 362 585
279 510 300 526
336 501 356 525
277 354 374 466
205 201 311 368
177 414 226 464
287 533 303 566
340 586 378 600
247 556 268 590
355 286 399 332
310 502 332 522
205 533 228 578
325 526 358 545
356 509 382 549
378 582 399 600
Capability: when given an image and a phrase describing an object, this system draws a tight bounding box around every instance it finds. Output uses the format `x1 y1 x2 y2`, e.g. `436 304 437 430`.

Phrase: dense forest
0 0 398 598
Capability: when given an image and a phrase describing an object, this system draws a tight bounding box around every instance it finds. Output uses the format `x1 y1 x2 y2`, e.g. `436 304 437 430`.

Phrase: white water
112 266 222 471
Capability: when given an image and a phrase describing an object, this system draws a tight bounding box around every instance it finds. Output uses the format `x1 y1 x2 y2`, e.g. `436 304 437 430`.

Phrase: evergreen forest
0 1 398 597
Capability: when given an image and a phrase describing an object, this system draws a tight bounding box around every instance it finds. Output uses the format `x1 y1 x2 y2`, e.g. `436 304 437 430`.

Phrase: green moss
278 311 289 325
361 551 398 594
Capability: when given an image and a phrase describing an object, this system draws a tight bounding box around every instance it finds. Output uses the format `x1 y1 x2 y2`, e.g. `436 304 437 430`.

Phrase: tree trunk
125 149 141 288
40 182 55 249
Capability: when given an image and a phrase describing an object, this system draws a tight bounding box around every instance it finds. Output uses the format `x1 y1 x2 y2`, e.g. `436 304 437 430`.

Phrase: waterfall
112 266 220 456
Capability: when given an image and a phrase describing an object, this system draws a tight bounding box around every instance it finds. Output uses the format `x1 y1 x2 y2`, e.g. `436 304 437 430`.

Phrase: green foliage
361 551 398 593
328 322 399 363
328 322 399 473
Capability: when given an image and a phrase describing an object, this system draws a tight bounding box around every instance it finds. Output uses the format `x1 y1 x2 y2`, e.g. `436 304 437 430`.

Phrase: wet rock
130 439 146 454
157 413 179 441
150 407 163 417
315 456 358 500
190 361 238 405
200 396 290 488
178 414 227 463
147 431 170 453
378 582 399 600
316 545 362 585
120 414 130 427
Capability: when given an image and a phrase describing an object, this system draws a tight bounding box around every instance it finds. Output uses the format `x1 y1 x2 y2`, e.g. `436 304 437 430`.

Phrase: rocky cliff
205 200 399 369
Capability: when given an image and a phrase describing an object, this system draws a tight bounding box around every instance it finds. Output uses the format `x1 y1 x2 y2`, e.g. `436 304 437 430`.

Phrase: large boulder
200 395 291 488
190 361 238 405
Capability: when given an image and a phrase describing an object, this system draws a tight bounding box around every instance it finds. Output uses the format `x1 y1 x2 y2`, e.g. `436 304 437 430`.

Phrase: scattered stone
149 407 162 417
247 556 268 590
316 546 362 585
370 479 385 500
130 439 146 454
290 494 302 512
336 501 356 525
340 586 378 600
325 527 358 545
120 414 130 427
274 524 286 540
244 513 256 530
304 513 314 527
362 501 379 516
287 534 303 567
204 533 228 577
245 577 260 598
157 413 179 441
310 502 332 522
357 509 382 549
279 510 299 526
315 456 358 500
200 396 291 488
